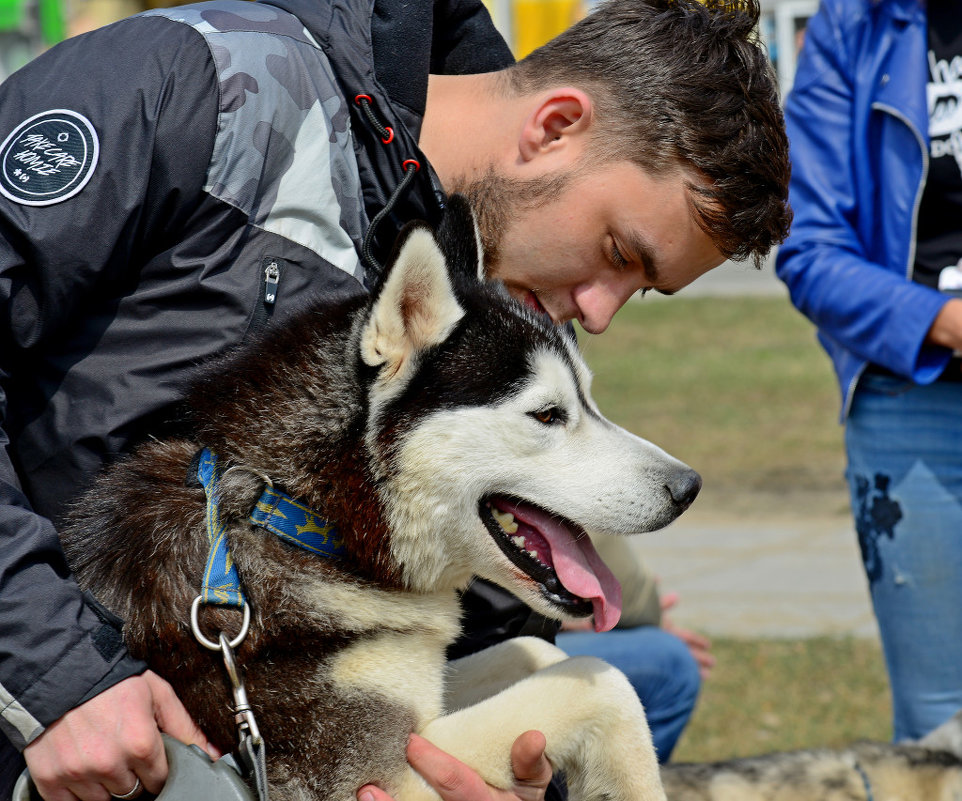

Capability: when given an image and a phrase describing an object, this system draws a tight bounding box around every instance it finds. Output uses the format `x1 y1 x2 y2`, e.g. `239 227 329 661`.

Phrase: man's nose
574 280 641 334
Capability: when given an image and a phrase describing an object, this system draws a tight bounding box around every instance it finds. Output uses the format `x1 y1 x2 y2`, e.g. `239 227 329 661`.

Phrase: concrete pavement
682 253 787 297
630 508 879 640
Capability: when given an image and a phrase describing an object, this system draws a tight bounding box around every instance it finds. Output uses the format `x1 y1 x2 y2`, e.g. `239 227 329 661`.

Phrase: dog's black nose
666 468 702 510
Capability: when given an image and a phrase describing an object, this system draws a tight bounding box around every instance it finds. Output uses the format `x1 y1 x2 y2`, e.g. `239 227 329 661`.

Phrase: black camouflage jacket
0 0 514 768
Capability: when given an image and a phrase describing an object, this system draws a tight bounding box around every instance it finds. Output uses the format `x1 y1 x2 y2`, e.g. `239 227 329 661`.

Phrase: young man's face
480 161 725 334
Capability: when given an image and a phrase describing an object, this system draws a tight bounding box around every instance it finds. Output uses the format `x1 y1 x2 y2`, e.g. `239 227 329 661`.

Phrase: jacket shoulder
145 0 367 283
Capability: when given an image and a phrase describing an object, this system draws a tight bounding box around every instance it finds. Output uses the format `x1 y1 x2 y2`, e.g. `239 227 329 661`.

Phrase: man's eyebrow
623 230 661 285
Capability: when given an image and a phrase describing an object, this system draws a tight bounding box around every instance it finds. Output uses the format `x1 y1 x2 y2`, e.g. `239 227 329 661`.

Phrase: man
0 0 791 798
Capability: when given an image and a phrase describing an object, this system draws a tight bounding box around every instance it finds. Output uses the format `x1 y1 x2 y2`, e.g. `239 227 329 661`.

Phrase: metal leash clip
218 631 262 749
190 598 269 801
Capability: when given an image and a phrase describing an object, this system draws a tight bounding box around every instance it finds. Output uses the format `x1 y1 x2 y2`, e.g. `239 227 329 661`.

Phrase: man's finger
508 731 550 787
145 671 221 761
103 773 144 801
507 730 552 801
357 784 395 801
117 722 165 796
405 734 489 801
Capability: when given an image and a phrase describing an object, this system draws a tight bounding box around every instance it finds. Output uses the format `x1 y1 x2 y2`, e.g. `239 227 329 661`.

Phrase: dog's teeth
492 508 519 534
527 549 540 560
512 535 526 549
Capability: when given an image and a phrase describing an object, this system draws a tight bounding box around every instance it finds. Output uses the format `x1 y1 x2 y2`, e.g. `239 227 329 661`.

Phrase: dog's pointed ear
436 194 485 285
360 222 465 376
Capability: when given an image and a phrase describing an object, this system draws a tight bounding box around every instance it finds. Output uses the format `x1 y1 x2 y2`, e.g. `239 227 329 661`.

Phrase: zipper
247 257 283 336
841 104 929 421
264 259 280 305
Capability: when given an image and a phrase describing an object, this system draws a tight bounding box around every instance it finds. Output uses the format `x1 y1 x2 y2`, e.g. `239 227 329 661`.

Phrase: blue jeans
846 373 962 741
555 626 701 762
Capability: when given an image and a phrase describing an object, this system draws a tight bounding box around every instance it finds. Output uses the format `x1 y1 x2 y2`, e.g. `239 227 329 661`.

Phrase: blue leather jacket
775 0 953 419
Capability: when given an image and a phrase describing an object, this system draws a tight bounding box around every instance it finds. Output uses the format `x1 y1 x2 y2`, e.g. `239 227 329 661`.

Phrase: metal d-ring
190 595 251 651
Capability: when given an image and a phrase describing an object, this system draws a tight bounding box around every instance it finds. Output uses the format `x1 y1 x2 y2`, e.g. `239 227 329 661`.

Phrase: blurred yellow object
512 0 585 57
66 0 143 34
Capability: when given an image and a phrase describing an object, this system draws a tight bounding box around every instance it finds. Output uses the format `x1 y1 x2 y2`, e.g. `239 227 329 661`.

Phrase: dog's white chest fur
329 622 457 727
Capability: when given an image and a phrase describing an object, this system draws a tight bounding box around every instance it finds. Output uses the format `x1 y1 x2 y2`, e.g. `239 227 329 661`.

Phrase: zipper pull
264 260 280 306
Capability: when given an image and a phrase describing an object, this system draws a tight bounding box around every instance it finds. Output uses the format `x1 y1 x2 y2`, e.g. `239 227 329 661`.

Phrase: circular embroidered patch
0 109 99 206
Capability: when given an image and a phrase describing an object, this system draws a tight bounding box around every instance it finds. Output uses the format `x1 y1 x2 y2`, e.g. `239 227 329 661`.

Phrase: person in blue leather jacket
776 0 962 742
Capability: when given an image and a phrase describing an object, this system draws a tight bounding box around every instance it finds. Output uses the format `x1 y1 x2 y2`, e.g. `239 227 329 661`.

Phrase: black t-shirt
914 0 962 291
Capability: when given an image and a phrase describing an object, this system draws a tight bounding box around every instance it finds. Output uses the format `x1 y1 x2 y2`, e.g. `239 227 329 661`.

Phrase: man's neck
420 72 514 190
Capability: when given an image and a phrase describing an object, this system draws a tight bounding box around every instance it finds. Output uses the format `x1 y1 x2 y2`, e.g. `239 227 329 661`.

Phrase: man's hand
23 670 219 801
357 730 552 801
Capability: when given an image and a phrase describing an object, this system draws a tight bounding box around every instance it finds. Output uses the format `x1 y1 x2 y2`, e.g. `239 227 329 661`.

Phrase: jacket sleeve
0 16 217 749
774 0 951 384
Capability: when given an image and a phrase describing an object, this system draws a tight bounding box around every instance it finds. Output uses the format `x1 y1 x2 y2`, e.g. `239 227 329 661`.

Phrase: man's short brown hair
504 0 792 266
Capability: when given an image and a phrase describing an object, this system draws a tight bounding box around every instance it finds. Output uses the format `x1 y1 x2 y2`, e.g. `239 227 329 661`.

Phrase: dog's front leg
444 636 570 712
424 653 666 801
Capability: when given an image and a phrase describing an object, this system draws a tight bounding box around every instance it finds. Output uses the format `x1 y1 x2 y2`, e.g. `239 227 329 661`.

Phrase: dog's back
661 712 962 801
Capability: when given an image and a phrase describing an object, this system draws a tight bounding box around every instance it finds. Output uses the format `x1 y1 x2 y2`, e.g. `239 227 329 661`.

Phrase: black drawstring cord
355 94 394 144
354 94 421 275
361 159 420 274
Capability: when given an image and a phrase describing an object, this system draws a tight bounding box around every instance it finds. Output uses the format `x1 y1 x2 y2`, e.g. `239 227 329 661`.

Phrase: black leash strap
237 734 270 801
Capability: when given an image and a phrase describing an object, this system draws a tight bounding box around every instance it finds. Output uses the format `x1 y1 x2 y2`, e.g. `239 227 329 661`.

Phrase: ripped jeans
846 373 962 741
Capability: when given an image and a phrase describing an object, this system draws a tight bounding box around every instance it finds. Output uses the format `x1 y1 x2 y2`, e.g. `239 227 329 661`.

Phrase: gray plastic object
13 735 255 801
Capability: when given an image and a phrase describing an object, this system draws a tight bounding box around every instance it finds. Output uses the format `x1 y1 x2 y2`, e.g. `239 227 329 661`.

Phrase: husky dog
59 197 701 801
661 711 962 801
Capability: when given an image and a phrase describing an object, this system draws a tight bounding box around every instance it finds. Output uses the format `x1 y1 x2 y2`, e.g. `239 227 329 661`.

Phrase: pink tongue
496 500 623 632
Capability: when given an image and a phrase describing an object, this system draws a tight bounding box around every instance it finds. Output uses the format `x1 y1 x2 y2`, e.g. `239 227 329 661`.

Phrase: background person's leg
846 374 962 741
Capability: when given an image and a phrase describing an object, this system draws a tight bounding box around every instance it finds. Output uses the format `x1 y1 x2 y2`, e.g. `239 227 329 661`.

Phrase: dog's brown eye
531 408 563 425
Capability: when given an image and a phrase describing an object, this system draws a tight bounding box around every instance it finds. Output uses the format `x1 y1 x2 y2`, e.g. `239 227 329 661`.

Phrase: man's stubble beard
450 167 574 277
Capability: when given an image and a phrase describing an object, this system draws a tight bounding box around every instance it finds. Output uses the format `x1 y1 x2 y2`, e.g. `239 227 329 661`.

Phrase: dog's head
357 196 700 631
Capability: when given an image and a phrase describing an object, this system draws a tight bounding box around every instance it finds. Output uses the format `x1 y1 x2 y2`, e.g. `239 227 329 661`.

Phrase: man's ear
360 224 465 378
517 88 593 163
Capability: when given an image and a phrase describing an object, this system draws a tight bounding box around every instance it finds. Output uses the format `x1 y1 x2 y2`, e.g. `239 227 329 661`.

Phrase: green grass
575 296 890 762
673 637 892 762
576 295 848 516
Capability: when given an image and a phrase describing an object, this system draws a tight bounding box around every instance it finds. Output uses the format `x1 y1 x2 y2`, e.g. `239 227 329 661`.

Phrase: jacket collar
872 0 928 143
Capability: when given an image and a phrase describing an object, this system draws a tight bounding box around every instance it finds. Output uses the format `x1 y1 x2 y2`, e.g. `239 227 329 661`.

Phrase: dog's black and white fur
60 197 700 801
661 711 962 800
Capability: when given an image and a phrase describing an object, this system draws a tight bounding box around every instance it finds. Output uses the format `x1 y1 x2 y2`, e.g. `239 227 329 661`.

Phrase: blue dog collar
194 448 344 608
196 449 245 608
249 485 346 559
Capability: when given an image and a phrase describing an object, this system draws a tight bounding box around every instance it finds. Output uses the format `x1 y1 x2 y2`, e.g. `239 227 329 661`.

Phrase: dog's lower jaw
479 500 594 617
